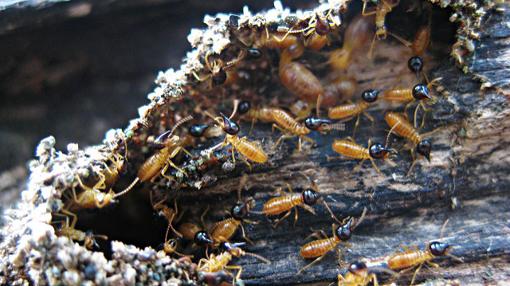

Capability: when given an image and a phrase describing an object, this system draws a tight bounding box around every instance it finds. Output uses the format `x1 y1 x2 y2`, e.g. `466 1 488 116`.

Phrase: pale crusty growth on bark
0 0 508 285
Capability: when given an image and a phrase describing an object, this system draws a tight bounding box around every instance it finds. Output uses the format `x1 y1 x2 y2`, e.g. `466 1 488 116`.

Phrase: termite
279 43 324 115
150 193 183 238
198 242 270 283
328 15 372 71
193 51 244 88
362 0 404 58
178 206 214 248
380 78 441 128
337 261 379 286
114 116 194 199
385 241 462 285
322 76 358 107
254 173 335 228
327 89 379 137
238 102 315 151
298 209 367 274
331 138 395 174
52 210 107 250
384 112 432 173
209 199 257 246
205 104 268 167
393 23 432 81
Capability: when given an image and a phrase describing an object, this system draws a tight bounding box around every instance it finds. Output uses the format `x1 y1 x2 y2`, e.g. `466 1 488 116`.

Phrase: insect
238 102 314 151
115 116 194 198
337 262 379 286
328 16 372 71
385 241 461 285
384 112 432 173
393 23 432 80
65 183 117 211
209 199 257 246
178 206 214 248
279 43 324 115
255 173 335 228
380 78 440 128
327 89 379 137
298 209 367 274
193 52 244 88
182 123 223 148
322 76 358 107
52 210 107 250
198 242 270 283
205 104 268 167
362 0 406 58
331 138 395 174
151 193 183 238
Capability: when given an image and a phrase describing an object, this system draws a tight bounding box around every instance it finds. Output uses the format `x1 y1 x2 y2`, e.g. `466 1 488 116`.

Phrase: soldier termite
52 210 107 250
193 51 244 88
337 261 380 286
114 116 194 199
331 138 395 174
209 199 257 247
327 89 379 137
380 78 441 128
198 242 270 284
298 208 367 274
253 173 336 228
204 103 268 167
384 112 432 173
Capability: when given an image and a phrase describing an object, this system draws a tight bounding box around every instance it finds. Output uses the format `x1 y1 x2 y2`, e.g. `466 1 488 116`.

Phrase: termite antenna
113 177 140 198
244 251 271 264
170 115 194 136
322 200 341 224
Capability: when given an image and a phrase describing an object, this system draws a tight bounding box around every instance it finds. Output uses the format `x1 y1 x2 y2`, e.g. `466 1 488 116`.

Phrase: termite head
376 27 387 40
348 261 368 275
189 124 210 137
429 241 450 256
304 117 333 132
361 89 379 103
416 139 432 161
247 48 262 59
302 188 320 205
212 68 227 86
369 143 391 159
238 101 251 115
412 83 431 100
163 239 179 254
220 113 240 135
408 56 424 73
335 218 353 241
194 231 214 246
231 201 251 220
83 231 107 250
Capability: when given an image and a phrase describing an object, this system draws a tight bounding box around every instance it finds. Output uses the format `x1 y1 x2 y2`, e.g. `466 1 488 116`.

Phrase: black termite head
194 231 213 246
220 113 240 135
212 68 227 86
408 56 424 73
361 89 379 103
369 143 390 159
238 101 251 115
305 117 333 131
412 83 431 100
302 188 320 205
188 124 209 137
416 139 432 161
335 218 353 241
231 201 250 220
429 241 450 256
247 48 262 59
348 261 367 274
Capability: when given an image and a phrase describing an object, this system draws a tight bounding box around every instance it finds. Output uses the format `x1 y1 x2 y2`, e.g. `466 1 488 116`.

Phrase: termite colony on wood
50 0 468 285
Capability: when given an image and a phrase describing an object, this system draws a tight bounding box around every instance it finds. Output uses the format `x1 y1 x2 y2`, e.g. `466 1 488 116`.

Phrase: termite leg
297 253 328 275
61 209 78 229
361 0 377 16
370 158 383 174
200 205 210 228
167 159 187 177
240 223 254 245
305 229 328 240
293 207 299 227
272 210 292 229
226 265 243 284
299 204 317 216
410 263 424 286
353 159 366 173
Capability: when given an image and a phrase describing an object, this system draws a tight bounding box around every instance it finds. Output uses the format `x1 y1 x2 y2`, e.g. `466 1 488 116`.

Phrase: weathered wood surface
168 6 509 285
0 1 509 285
